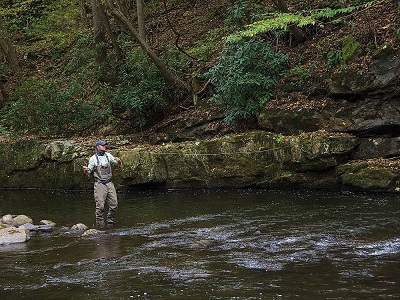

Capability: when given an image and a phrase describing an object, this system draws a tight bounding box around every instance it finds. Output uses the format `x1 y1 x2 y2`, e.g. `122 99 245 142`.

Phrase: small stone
40 220 56 227
71 223 89 231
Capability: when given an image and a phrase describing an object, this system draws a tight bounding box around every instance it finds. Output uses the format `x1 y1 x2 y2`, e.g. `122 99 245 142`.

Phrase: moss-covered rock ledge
0 131 399 192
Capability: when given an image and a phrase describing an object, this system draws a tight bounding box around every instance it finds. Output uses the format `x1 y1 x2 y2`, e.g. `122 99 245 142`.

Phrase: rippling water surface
0 189 399 299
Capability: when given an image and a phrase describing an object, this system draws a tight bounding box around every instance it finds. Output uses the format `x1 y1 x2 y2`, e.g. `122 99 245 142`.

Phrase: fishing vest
93 153 112 182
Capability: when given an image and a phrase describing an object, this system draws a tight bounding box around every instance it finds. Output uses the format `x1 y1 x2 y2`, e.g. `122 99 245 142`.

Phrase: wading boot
96 219 105 228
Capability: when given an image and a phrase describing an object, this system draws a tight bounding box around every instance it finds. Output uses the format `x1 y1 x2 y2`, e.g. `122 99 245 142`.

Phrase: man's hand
82 165 90 175
115 157 122 165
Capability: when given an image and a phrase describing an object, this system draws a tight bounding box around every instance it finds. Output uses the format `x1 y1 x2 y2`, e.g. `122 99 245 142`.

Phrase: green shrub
1 0 84 56
327 49 341 68
226 1 248 25
396 28 400 42
63 34 96 75
2 77 105 136
109 49 167 128
204 39 289 124
107 45 189 128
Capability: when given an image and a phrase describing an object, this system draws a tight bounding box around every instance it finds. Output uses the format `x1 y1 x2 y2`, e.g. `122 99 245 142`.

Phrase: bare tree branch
95 0 123 60
162 0 199 61
137 0 146 41
105 0 190 93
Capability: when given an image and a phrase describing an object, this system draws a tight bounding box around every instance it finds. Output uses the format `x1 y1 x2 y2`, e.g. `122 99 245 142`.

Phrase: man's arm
82 156 96 175
107 153 122 165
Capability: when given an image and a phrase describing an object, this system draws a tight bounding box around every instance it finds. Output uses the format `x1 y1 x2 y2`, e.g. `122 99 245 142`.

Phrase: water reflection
94 235 121 259
0 189 400 299
0 242 28 253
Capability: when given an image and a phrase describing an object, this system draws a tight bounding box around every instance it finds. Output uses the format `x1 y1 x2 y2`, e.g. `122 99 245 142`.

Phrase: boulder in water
1 214 16 226
13 215 33 226
0 227 30 245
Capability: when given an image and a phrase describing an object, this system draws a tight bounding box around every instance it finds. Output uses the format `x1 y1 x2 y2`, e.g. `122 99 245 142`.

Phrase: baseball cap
95 140 107 147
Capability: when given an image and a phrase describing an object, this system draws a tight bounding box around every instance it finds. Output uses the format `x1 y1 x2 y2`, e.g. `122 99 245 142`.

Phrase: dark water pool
0 189 399 299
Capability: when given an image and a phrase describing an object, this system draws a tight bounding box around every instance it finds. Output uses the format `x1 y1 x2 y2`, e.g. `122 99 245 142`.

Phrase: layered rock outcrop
0 129 398 192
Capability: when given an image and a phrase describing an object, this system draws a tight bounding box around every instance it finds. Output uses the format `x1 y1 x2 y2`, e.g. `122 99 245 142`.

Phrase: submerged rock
18 223 54 232
71 223 89 231
40 219 56 227
19 223 37 231
36 225 54 232
81 229 105 236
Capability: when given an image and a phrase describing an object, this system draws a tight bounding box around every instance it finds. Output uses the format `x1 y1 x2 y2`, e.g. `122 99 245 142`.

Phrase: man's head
95 140 107 152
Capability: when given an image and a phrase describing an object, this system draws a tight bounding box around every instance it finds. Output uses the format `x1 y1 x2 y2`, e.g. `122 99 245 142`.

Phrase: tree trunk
136 0 146 41
0 19 22 82
91 0 108 66
79 0 91 28
0 81 4 108
105 0 190 93
96 0 123 60
92 0 123 83
271 0 306 43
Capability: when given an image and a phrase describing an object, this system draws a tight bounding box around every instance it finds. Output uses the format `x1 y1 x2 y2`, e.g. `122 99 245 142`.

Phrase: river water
0 189 399 299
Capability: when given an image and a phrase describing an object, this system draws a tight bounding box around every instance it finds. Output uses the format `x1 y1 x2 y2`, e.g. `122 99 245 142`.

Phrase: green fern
311 6 358 19
226 2 369 42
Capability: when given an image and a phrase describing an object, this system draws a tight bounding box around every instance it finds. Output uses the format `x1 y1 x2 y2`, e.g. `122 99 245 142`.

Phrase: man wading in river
82 140 122 227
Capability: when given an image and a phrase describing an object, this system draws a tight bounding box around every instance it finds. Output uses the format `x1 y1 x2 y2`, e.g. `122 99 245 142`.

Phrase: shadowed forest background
0 0 398 139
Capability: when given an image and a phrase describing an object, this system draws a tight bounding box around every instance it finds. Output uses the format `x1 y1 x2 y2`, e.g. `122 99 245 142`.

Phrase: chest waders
93 153 118 225
93 154 112 183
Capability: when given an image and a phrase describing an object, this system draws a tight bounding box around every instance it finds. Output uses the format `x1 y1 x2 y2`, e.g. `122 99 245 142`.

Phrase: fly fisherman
82 140 122 227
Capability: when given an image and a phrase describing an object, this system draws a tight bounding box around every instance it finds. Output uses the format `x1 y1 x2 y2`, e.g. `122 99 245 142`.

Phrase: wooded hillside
0 0 398 139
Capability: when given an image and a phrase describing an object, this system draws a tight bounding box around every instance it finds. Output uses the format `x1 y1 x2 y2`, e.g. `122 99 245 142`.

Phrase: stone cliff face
0 130 399 193
1 50 399 193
